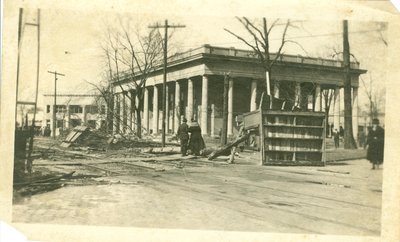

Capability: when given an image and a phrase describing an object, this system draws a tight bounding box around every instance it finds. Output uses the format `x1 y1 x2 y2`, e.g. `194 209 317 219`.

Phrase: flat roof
167 45 362 69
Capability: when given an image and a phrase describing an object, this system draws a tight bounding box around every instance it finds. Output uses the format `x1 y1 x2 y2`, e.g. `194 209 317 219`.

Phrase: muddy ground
12 136 381 236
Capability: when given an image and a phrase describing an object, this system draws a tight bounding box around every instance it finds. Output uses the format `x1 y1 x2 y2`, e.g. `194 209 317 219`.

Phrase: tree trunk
136 108 142 138
343 20 357 149
106 95 114 134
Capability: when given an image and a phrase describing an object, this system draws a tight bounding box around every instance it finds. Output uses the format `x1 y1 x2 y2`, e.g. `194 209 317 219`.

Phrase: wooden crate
243 110 326 166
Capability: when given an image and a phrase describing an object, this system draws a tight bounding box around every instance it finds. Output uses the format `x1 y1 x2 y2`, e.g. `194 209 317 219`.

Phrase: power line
48 70 65 139
149 20 185 147
178 28 384 49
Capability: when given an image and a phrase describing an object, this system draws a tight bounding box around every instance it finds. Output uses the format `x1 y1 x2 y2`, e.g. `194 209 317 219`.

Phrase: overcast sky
13 7 388 111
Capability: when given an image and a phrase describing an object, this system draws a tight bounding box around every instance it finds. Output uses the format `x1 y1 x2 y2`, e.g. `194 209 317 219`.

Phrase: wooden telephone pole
48 71 65 139
342 20 357 149
221 73 230 146
149 20 185 147
14 8 41 173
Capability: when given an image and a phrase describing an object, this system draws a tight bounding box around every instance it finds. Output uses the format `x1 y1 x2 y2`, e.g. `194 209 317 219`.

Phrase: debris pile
59 126 177 152
60 126 90 148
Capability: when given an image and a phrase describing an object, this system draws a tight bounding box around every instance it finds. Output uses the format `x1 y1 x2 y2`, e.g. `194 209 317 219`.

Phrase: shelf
265 150 322 153
264 160 325 166
262 110 325 117
243 124 259 130
265 137 323 140
264 124 323 129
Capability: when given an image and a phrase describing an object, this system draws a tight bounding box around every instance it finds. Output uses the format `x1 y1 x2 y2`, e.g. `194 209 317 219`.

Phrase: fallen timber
208 133 250 160
14 171 76 187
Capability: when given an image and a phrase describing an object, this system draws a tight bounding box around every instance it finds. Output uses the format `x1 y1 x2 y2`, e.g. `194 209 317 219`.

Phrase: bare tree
322 89 334 136
224 17 305 107
97 19 164 138
360 74 385 125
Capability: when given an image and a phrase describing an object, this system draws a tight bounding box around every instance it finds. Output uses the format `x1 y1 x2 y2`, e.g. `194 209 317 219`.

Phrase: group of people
176 117 205 156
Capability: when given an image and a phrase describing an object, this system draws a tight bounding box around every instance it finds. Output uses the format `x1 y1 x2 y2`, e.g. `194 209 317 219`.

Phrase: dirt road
12 151 382 236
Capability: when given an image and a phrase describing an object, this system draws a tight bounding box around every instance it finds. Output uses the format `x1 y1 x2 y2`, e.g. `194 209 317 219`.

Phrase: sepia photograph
1 0 399 241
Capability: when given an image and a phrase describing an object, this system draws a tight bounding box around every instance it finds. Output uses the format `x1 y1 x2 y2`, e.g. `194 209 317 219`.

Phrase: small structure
242 99 326 166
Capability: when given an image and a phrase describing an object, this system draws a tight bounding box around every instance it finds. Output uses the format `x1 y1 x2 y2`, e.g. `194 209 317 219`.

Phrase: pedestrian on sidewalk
177 117 189 156
366 118 384 170
333 129 340 149
188 118 205 156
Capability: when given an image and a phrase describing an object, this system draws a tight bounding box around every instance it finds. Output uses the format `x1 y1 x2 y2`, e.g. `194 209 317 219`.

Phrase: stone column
119 93 124 133
66 105 70 129
82 105 87 125
187 78 194 120
295 82 301 107
165 84 169 134
352 87 359 145
135 93 143 132
122 92 127 133
153 85 159 134
174 81 181 133
211 104 215 137
129 90 135 131
142 88 148 134
228 78 234 136
333 86 340 130
314 84 322 112
273 81 280 98
126 91 132 133
250 80 257 111
201 75 208 135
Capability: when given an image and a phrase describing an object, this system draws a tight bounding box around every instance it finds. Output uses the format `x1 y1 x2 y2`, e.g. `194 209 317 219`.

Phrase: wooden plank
68 132 83 143
266 137 323 140
263 110 325 117
242 110 260 130
265 124 323 129
265 160 325 166
64 130 79 142
259 107 265 165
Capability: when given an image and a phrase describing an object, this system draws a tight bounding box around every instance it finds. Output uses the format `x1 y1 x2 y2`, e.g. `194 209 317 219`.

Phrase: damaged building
111 45 366 139
43 94 106 136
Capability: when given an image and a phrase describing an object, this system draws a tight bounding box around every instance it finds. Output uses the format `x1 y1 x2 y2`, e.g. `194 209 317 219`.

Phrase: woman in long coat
188 119 205 156
366 119 385 169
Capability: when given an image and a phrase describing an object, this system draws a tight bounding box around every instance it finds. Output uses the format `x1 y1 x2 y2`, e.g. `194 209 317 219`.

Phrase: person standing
366 118 385 169
188 118 205 156
177 117 189 156
333 129 340 149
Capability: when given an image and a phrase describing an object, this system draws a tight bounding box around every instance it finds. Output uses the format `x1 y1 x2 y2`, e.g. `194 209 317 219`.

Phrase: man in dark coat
366 118 384 169
177 117 189 156
333 129 340 149
188 119 205 156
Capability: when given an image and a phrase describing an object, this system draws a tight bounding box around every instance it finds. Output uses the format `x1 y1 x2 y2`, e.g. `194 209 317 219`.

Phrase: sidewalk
326 148 366 162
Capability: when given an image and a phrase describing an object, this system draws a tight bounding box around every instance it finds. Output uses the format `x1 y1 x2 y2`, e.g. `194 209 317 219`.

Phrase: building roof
112 45 367 89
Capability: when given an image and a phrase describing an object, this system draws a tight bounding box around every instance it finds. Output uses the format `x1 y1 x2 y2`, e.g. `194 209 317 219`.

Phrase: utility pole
149 20 185 147
342 20 357 149
48 71 65 139
221 73 230 146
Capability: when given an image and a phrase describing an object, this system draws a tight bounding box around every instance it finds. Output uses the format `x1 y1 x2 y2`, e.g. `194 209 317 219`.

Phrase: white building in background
42 94 106 136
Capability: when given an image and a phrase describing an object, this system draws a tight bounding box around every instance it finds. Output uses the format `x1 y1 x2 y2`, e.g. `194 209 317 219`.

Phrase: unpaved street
12 150 382 236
